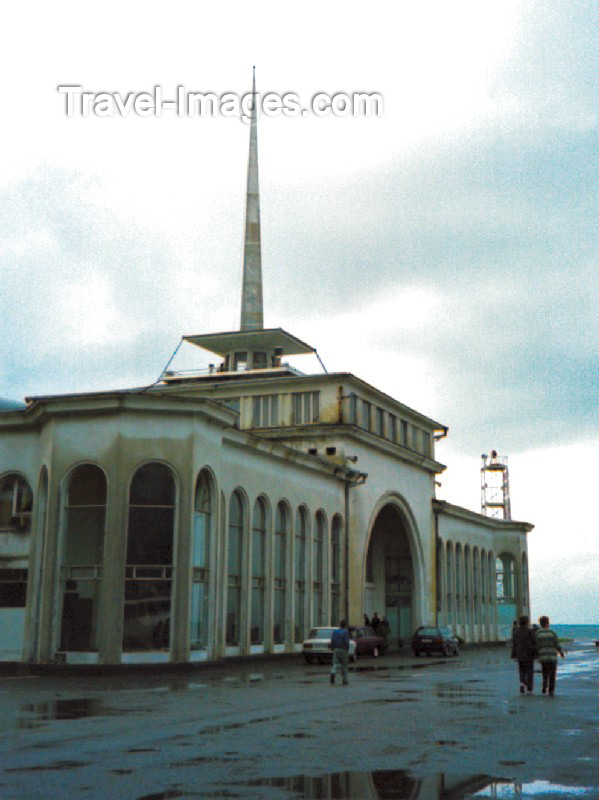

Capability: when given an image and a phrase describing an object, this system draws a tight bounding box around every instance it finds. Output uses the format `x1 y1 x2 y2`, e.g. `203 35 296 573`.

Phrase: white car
302 627 357 664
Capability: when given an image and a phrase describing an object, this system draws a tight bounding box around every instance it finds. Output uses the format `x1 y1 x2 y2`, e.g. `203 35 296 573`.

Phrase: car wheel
413 649 420 657
373 646 379 658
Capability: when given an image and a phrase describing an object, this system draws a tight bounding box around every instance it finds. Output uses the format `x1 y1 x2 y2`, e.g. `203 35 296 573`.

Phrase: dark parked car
349 625 388 658
412 626 459 657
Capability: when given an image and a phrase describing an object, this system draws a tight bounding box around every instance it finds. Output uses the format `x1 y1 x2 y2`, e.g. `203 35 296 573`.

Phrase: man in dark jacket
330 620 350 686
511 615 537 694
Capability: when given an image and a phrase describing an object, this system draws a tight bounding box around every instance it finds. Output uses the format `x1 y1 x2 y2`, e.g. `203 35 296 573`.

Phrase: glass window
60 465 106 652
422 431 431 457
252 351 267 369
292 392 320 425
361 400 372 431
190 471 213 650
252 395 280 427
233 351 248 371
411 426 420 451
0 569 28 608
294 507 308 641
251 498 267 645
375 408 385 437
0 473 33 531
226 491 244 645
123 463 174 652
273 502 288 643
313 511 325 626
347 393 358 425
388 414 397 443
400 420 408 447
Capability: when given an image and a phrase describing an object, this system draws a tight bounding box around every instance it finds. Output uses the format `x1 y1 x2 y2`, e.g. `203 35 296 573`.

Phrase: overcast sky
1 1 597 623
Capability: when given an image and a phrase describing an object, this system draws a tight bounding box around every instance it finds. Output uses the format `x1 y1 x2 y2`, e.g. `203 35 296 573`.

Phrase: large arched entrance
365 502 418 645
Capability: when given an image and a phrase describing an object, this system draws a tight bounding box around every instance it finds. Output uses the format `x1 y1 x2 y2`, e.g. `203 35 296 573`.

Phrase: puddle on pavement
231 771 598 799
18 697 114 723
6 760 91 773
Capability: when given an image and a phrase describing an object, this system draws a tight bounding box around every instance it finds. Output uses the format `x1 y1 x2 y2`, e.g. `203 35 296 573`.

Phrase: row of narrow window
439 542 528 628
347 395 432 457
46 462 343 654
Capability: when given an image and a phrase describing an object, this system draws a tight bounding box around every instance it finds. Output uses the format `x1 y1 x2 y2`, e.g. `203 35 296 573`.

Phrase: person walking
535 615 565 696
511 615 536 694
330 619 350 686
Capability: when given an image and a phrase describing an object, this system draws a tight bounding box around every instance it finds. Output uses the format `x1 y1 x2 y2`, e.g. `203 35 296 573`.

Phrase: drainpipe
344 481 350 624
434 507 440 627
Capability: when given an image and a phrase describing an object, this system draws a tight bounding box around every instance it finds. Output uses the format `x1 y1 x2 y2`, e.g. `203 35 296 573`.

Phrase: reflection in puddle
19 698 108 722
235 771 598 799
472 779 596 797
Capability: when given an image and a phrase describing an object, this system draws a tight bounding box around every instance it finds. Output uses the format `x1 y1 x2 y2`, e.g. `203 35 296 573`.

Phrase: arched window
496 552 517 635
273 502 288 644
191 470 213 650
0 472 33 532
480 549 487 626
464 546 472 631
226 491 244 646
251 497 267 645
446 542 453 627
455 544 463 624
330 515 342 625
123 462 175 651
294 506 309 641
473 547 480 625
313 511 325 626
60 464 106 652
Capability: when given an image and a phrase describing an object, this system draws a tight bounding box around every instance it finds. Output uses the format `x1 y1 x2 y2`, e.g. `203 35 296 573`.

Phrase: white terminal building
0 76 532 665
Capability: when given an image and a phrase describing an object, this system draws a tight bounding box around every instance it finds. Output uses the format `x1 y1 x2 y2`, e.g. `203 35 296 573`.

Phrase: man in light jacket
535 615 565 696
330 620 350 686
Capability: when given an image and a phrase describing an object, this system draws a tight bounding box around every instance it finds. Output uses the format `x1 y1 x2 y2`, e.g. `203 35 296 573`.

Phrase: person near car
511 615 536 694
535 615 565 696
363 613 371 626
371 612 381 632
330 619 350 686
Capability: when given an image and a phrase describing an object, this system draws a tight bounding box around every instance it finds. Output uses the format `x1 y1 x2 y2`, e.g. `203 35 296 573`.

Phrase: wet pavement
0 642 598 798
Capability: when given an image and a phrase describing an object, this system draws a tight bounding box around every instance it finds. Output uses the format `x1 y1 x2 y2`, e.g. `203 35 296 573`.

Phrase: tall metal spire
240 66 264 331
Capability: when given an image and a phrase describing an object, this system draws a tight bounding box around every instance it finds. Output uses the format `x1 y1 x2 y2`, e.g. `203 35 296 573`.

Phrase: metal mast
240 66 264 331
481 450 512 519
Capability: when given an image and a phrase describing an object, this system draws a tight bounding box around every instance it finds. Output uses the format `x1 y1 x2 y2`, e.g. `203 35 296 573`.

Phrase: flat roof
183 328 315 357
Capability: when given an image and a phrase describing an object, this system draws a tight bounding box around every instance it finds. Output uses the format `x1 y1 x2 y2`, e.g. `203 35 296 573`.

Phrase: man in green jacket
535 615 565 696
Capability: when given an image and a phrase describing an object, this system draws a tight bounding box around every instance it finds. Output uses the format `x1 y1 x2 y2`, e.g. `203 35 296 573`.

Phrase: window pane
130 463 174 506
127 507 174 564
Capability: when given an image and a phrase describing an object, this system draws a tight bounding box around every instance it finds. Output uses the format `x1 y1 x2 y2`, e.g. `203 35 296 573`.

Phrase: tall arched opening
365 502 419 645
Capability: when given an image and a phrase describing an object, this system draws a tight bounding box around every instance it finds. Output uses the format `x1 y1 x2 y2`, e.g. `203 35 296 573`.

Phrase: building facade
0 76 533 665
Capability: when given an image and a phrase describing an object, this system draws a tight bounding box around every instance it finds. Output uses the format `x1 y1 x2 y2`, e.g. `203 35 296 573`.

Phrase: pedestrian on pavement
535 615 565 696
511 615 536 694
330 619 350 686
371 612 381 632
364 613 371 626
